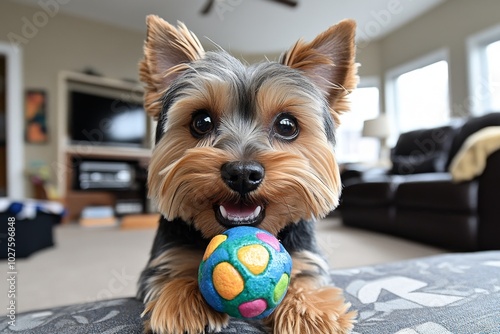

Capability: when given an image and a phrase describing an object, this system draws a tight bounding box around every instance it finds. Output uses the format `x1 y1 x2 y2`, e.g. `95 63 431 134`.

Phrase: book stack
79 206 117 227
120 213 160 230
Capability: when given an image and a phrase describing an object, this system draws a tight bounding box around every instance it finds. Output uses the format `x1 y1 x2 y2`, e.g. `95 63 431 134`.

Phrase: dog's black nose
221 161 265 195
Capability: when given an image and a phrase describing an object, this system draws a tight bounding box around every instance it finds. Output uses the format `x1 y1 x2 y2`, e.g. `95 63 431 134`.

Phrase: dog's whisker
278 195 295 222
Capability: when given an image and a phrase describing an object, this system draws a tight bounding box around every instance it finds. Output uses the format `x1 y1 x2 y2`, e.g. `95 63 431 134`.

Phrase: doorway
0 42 24 199
0 55 6 196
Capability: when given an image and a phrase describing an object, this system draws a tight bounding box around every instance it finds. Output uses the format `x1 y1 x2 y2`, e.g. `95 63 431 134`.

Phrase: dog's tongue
220 202 261 220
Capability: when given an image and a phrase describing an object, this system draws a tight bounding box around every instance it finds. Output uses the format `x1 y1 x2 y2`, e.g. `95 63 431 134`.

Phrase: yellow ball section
237 244 269 275
213 262 244 300
203 234 227 261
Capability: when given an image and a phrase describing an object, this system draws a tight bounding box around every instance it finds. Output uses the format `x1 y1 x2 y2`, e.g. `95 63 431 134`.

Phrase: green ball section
273 273 289 303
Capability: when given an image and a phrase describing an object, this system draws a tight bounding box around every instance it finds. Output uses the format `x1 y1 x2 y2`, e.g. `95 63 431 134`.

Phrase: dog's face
141 16 357 238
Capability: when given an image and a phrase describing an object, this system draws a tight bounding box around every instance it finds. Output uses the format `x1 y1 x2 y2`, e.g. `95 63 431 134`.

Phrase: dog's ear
140 15 205 119
281 20 358 124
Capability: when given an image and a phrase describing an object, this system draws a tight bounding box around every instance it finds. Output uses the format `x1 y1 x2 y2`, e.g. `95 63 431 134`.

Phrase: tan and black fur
138 15 358 334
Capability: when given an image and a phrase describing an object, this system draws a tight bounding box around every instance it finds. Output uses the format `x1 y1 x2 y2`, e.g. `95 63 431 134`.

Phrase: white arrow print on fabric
395 322 454 334
357 276 463 307
483 261 500 268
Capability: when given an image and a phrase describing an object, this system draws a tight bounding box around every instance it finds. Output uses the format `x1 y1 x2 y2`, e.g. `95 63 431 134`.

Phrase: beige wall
378 0 500 115
238 33 382 79
0 1 145 196
356 41 382 79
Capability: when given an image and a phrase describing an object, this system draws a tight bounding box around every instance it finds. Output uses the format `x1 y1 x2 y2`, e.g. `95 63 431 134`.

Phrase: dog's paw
266 286 356 334
142 278 229 334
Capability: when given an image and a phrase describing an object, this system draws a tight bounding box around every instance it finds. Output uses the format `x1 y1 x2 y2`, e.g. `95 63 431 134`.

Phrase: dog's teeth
253 206 261 217
220 206 228 219
220 204 262 223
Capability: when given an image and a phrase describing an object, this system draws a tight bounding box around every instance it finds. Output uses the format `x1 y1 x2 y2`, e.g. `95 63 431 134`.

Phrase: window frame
466 23 500 115
385 48 450 143
335 76 381 164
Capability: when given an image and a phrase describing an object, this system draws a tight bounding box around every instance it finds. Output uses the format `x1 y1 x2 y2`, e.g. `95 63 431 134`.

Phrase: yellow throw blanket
449 126 500 182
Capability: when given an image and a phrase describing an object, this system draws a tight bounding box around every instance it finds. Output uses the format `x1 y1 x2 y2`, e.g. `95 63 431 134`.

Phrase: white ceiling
9 0 445 54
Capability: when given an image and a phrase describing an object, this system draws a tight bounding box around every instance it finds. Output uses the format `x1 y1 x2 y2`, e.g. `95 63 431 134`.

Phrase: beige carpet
1 217 445 313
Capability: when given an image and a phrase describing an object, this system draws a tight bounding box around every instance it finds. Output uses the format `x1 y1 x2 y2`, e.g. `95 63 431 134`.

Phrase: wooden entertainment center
57 71 155 221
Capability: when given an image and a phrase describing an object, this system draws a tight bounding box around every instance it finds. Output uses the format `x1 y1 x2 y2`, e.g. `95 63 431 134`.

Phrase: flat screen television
68 90 147 148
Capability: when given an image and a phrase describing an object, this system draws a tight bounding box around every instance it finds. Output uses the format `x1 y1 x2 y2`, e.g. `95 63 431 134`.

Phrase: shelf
62 70 143 93
57 71 153 196
66 145 152 160
57 71 153 221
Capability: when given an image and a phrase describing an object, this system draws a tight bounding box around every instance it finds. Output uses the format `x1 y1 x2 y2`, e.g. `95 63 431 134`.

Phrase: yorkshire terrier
137 15 358 334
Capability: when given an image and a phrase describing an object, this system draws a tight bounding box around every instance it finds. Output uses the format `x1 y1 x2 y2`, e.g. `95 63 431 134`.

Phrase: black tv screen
69 91 146 147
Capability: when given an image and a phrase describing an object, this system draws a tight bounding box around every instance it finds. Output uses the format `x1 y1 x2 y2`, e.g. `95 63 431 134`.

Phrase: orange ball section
237 245 269 275
213 262 244 300
203 234 227 261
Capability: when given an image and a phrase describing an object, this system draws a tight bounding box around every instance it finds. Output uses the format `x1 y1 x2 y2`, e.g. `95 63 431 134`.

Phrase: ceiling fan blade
201 0 216 15
270 0 298 7
201 0 298 15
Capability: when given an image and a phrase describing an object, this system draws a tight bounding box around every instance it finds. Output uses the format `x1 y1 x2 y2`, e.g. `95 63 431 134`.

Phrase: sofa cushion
391 153 440 174
333 251 500 333
0 298 269 333
391 125 456 174
3 252 500 334
395 173 478 213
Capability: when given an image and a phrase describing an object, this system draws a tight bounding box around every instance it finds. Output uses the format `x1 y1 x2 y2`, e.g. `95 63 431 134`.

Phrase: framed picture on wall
25 89 48 144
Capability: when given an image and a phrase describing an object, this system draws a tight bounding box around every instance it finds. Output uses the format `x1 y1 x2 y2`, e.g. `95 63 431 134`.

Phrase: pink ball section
238 298 268 318
256 232 280 251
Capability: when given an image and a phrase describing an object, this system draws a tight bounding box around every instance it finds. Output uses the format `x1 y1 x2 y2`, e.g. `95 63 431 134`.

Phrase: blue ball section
198 226 292 319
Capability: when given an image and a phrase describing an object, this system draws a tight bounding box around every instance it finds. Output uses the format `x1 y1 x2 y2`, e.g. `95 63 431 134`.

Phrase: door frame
0 42 25 198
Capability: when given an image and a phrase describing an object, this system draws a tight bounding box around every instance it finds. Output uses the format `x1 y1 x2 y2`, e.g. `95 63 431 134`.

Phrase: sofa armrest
340 163 390 187
447 125 500 249
477 149 500 250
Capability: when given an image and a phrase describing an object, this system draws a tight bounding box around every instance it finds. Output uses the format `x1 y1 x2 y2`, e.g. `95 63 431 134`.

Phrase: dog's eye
273 114 299 141
190 110 214 138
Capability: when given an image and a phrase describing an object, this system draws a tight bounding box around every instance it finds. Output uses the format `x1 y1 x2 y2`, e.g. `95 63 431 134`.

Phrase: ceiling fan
201 0 298 15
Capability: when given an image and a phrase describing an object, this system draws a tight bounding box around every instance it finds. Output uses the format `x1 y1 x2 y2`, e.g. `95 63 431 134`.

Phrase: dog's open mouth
214 202 265 228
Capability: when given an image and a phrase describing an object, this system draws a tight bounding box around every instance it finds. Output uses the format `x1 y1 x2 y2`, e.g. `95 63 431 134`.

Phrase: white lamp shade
362 114 391 139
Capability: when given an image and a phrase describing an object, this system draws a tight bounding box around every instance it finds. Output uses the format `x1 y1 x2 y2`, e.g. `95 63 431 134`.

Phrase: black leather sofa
339 112 500 251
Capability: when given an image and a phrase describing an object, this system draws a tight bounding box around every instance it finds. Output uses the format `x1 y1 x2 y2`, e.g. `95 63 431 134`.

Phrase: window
485 40 500 110
395 60 449 133
336 79 380 163
386 49 450 140
467 24 500 115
